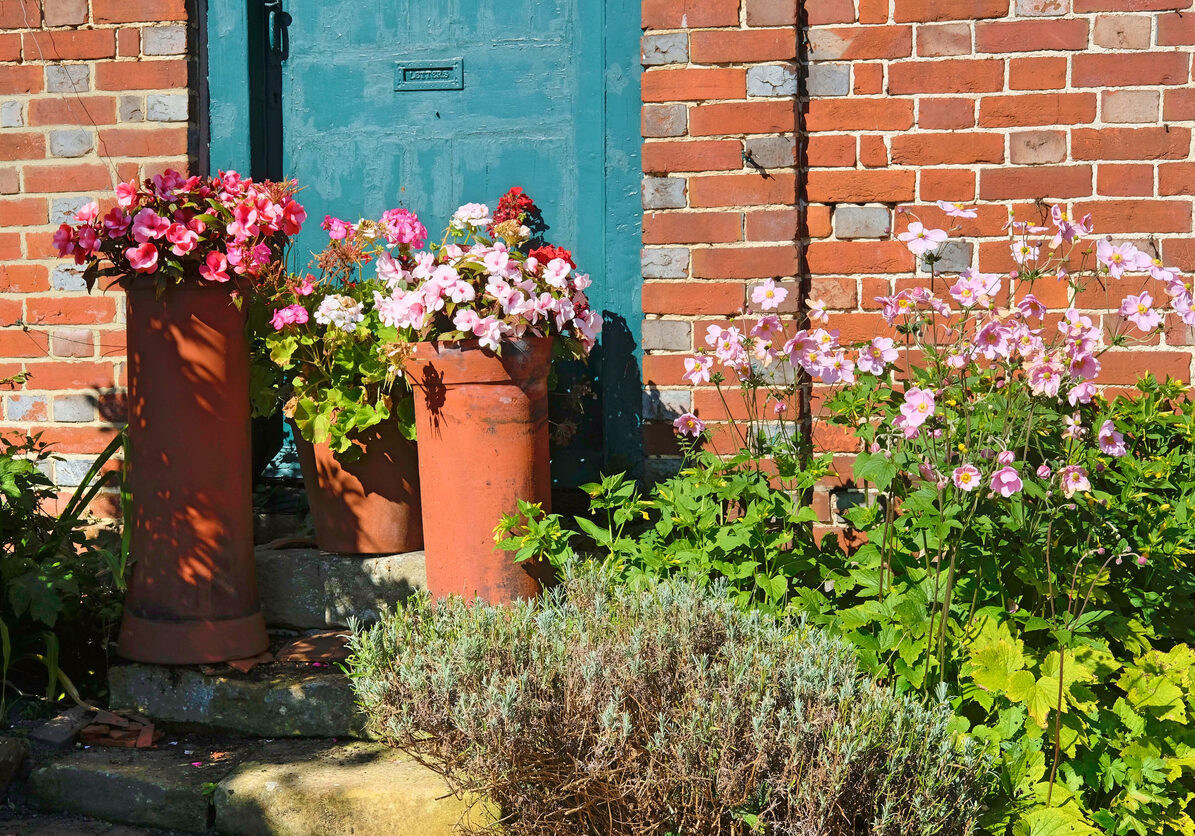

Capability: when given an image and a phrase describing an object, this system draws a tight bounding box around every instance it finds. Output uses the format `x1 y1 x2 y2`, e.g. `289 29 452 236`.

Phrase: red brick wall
0 0 188 495
640 0 1195 497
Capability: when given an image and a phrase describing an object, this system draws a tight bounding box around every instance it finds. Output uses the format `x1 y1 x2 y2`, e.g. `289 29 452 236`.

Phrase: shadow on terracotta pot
118 284 268 664
293 421 423 556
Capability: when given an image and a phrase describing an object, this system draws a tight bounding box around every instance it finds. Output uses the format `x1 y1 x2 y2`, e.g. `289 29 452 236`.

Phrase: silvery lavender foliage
348 566 991 836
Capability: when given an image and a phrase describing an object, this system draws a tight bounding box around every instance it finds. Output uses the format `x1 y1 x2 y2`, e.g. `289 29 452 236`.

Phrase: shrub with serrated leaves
349 565 991 836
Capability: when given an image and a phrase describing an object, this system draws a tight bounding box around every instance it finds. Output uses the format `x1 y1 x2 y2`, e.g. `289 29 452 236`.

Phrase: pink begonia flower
52 224 75 257
165 222 199 256
125 242 159 274
1017 293 1046 320
989 466 1023 498
452 309 481 334
856 336 898 376
1119 292 1162 332
898 221 948 256
952 464 981 492
673 412 706 438
198 251 230 283
74 201 99 224
997 450 1016 465
683 355 713 385
573 310 602 348
270 304 309 331
115 180 139 209
899 387 936 428
1098 420 1127 457
1011 240 1039 265
543 258 572 288
102 207 131 238
807 297 829 324
1037 464 1052 479
1060 465 1091 499
475 316 503 351
1097 239 1148 278
936 200 977 219
132 208 170 243
751 279 787 311
1068 381 1096 406
75 225 98 257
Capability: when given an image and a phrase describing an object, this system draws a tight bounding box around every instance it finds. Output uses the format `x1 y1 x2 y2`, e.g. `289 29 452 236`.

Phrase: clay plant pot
293 421 423 555
117 282 269 664
406 337 555 603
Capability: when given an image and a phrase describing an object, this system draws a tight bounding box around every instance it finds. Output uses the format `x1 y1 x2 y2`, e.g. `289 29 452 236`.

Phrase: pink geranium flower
270 303 309 330
751 279 787 311
673 412 706 438
989 466 1023 498
125 242 159 274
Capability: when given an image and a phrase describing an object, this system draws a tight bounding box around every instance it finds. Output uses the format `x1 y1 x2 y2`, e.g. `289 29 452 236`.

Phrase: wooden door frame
203 0 644 476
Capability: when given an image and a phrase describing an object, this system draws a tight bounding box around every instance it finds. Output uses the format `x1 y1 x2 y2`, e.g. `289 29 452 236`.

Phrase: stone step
254 547 425 630
27 737 483 835
108 663 364 740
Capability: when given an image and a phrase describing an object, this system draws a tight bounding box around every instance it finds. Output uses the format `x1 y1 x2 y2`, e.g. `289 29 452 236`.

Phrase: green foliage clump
1 429 128 714
349 565 991 836
501 378 1195 836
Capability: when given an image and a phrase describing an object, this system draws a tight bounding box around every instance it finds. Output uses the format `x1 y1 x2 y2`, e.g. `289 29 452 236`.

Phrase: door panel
264 0 640 475
282 0 585 266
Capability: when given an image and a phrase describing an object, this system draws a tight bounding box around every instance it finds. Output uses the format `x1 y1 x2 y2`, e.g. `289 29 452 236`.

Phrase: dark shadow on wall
794 2 814 465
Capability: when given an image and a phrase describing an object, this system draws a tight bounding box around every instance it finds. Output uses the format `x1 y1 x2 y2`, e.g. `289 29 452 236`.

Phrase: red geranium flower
530 244 575 269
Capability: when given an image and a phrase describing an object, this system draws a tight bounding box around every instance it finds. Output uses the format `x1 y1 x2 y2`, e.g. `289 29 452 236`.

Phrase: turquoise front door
232 0 643 478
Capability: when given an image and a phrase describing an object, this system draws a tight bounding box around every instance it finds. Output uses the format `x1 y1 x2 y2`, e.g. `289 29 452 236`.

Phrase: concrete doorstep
27 738 488 836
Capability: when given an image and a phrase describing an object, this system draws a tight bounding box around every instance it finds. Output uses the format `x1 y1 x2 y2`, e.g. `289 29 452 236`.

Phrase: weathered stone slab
214 740 488 836
109 665 365 739
28 743 243 833
255 547 425 630
0 737 28 797
29 706 90 752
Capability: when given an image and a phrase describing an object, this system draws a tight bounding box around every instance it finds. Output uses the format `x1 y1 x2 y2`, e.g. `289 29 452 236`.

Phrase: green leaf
1012 806 1101 836
1007 670 1061 728
970 636 1027 695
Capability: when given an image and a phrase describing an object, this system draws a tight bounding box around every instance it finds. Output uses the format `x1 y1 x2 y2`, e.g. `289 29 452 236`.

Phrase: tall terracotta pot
117 283 269 664
406 337 554 603
293 421 423 555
